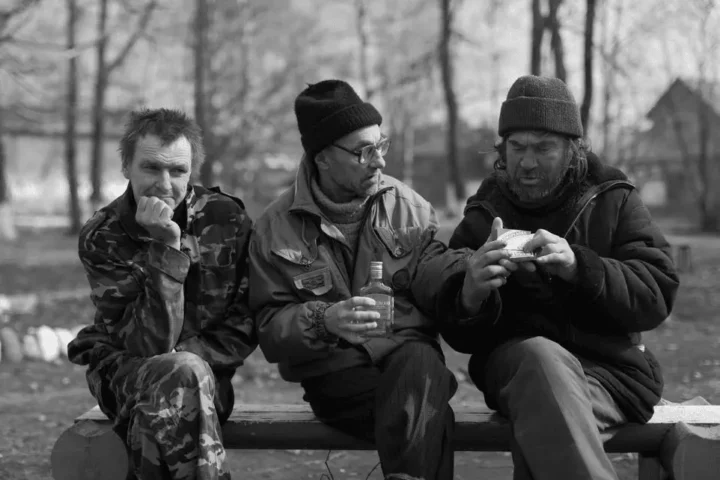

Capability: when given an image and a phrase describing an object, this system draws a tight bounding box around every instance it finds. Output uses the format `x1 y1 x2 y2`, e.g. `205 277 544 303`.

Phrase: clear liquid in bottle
358 261 394 337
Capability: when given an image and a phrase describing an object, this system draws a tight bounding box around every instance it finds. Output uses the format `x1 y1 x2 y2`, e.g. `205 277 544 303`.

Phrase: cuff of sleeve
147 240 191 283
310 302 339 346
454 288 502 326
572 245 606 300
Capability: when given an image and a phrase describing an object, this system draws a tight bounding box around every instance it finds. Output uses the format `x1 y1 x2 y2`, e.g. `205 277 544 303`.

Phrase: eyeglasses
332 135 391 165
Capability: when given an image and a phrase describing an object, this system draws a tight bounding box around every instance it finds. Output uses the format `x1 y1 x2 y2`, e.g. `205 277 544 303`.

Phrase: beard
498 164 570 203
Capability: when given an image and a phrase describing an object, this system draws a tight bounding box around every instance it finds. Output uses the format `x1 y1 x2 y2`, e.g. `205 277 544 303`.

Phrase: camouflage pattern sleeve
174 213 258 369
80 231 190 357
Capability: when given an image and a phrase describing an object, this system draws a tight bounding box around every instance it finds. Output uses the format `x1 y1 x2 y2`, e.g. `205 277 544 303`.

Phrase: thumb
487 217 504 242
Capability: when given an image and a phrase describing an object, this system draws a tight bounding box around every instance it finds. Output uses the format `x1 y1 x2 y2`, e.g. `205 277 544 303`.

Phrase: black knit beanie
294 80 383 159
498 75 583 138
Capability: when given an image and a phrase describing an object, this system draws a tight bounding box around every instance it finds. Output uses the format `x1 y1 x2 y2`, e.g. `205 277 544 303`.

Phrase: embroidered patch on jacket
293 268 333 295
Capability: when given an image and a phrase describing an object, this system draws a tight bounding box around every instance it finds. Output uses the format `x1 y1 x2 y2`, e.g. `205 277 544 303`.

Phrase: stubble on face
123 134 193 210
501 131 572 203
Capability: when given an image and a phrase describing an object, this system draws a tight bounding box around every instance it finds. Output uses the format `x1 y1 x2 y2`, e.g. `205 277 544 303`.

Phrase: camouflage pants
103 351 231 480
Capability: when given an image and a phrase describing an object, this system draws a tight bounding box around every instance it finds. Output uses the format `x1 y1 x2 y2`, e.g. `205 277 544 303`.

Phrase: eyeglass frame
331 134 391 165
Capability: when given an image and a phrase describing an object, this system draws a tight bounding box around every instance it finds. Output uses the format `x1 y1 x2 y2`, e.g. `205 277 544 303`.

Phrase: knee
478 337 583 389
148 351 215 391
384 342 455 389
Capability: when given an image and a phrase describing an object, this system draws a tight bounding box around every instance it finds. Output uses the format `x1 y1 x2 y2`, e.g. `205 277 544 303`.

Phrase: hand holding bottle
323 297 381 344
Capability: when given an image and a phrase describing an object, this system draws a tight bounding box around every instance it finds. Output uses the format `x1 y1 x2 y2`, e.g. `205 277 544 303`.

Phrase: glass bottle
358 261 394 337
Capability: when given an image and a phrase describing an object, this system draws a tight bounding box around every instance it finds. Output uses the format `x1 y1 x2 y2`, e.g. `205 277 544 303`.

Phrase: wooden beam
51 420 128 480
72 403 720 452
659 422 720 480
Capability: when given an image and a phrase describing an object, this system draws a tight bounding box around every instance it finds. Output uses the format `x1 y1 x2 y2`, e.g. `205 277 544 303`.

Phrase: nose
156 170 172 191
368 150 386 170
518 151 538 170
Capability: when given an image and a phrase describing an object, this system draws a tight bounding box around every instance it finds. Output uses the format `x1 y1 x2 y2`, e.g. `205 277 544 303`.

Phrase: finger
158 203 173 223
517 261 537 273
347 296 377 308
473 265 511 282
150 199 167 219
498 258 518 272
481 277 506 290
472 249 511 268
347 310 381 323
339 321 379 332
487 217 504 242
137 196 148 213
524 231 553 252
535 252 565 264
477 239 508 255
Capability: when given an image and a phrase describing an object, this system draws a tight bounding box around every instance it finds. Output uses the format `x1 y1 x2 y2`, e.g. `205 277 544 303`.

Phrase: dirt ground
1 219 718 480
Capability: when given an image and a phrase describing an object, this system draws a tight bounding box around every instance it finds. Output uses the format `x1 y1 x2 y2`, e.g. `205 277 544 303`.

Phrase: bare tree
89 0 157 210
546 0 566 81
439 0 465 209
65 0 82 234
530 0 544 75
0 0 42 240
580 0 596 130
529 0 566 80
193 0 213 186
355 0 372 99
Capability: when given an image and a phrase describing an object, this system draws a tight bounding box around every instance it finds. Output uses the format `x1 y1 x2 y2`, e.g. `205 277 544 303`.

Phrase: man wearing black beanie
248 79 471 480
440 75 679 479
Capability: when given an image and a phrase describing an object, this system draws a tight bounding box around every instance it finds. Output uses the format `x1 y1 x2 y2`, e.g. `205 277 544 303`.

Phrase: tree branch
106 0 157 73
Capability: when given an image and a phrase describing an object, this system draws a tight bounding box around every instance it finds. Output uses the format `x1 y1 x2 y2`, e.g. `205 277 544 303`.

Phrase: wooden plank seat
51 402 720 480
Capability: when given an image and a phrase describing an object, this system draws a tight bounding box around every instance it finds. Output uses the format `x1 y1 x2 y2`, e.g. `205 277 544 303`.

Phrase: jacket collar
117 182 197 242
289 154 393 218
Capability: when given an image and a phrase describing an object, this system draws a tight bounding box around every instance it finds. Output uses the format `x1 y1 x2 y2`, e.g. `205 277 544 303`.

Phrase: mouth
518 177 541 186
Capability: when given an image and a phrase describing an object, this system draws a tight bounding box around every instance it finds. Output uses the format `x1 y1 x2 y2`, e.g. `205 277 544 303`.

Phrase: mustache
513 172 548 181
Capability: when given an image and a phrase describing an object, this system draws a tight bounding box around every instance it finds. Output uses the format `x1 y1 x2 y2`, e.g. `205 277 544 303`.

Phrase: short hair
493 132 590 185
119 108 205 174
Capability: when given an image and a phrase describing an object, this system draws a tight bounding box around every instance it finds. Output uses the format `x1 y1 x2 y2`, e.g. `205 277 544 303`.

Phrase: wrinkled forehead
134 134 192 164
507 130 566 146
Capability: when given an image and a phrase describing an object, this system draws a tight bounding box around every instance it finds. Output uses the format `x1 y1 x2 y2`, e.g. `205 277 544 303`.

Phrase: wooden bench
51 402 720 480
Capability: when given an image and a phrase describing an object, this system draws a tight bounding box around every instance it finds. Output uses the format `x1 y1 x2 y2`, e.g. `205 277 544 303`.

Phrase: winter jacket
441 153 680 423
248 158 468 382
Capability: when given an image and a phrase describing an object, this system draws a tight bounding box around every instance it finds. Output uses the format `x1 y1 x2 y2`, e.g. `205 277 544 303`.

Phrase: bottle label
364 293 393 336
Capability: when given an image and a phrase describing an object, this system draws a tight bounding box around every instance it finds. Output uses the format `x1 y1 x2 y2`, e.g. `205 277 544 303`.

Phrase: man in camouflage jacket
68 108 256 480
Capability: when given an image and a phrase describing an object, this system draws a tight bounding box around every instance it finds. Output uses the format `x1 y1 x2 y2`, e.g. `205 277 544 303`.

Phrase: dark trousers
474 337 627 480
301 340 458 480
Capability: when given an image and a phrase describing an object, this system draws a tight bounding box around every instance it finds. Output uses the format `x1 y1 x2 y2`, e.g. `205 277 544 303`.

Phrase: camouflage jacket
68 184 257 374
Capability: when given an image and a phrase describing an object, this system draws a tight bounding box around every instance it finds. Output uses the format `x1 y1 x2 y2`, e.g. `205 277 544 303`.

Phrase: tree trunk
355 0 372 99
65 0 82 235
401 117 415 188
547 0 566 82
194 0 213 187
530 0 544 75
580 0 596 131
439 0 465 207
0 111 16 241
90 0 108 212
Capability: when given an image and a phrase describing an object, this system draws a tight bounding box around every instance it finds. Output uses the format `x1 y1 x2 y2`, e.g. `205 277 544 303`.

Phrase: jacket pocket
373 226 427 291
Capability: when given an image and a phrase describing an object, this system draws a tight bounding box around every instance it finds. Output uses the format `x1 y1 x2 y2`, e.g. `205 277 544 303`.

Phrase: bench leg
51 420 129 480
638 455 667 480
659 422 720 480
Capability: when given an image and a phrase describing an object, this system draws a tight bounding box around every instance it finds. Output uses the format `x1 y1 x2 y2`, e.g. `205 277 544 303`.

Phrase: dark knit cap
498 75 583 138
294 80 382 159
